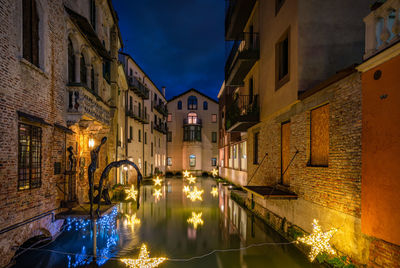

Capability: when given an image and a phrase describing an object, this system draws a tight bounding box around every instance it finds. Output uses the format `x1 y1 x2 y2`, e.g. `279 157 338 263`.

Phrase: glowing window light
183 170 191 178
211 168 218 177
187 212 204 229
210 187 218 197
153 176 162 186
125 185 138 201
296 219 337 261
120 244 167 268
187 175 196 184
153 189 162 199
186 186 203 202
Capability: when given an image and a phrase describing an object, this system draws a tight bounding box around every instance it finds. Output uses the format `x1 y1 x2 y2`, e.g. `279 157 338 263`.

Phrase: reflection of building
118 53 167 180
167 89 218 175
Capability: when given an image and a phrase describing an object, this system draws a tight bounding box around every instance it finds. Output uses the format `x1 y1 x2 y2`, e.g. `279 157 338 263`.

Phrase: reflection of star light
187 212 204 229
183 170 190 178
186 186 203 201
153 176 162 186
125 185 138 201
126 214 141 231
120 244 167 268
211 187 218 197
211 168 218 177
296 219 337 261
187 175 196 184
153 189 162 199
183 185 190 193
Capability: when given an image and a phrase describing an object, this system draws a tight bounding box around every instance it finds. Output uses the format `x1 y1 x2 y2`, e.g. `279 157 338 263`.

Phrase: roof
168 88 219 104
119 52 166 100
65 6 112 61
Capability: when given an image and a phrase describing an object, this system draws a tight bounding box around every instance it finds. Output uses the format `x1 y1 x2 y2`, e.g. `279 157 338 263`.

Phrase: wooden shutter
310 104 329 166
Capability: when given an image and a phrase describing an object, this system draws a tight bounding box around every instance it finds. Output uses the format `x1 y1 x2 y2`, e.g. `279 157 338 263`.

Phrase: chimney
162 86 166 97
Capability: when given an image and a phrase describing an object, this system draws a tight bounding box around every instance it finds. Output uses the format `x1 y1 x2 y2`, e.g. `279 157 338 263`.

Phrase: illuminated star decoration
186 186 204 202
183 170 191 178
211 168 218 177
210 187 218 197
126 214 141 231
153 176 162 186
120 244 167 268
187 175 196 184
125 185 138 201
153 189 162 199
296 219 337 261
183 185 190 193
187 212 204 229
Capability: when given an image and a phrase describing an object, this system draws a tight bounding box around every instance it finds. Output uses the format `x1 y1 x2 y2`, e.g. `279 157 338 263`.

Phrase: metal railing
225 94 259 130
183 118 202 125
127 76 150 99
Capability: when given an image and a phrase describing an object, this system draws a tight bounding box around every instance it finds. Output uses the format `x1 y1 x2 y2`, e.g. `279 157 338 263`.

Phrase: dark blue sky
113 0 225 101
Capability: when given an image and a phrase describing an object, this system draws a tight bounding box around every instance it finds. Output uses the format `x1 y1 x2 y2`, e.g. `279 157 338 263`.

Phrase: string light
183 170 191 178
211 168 218 177
186 186 203 202
187 175 196 184
120 244 167 268
153 176 162 186
153 189 162 199
210 187 218 197
296 219 337 261
183 185 190 193
125 185 138 201
187 212 204 229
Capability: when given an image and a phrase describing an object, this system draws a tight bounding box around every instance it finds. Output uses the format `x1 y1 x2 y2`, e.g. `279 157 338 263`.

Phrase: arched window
80 54 87 85
188 96 197 110
91 65 95 92
188 112 198 124
203 101 208 110
177 100 182 110
23 0 39 66
68 38 75 83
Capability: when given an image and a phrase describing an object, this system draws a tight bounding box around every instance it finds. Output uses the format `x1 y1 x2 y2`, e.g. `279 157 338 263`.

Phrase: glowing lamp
211 187 218 197
186 186 203 202
187 212 203 229
88 138 95 148
187 175 196 184
153 176 162 186
183 170 191 178
211 168 218 177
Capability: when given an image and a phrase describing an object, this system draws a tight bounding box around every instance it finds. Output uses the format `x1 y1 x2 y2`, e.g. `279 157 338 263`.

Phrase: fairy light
183 170 190 178
186 186 203 202
120 244 167 268
211 168 218 177
296 219 337 261
183 185 190 193
153 189 162 199
125 185 138 201
210 187 218 197
153 176 162 186
187 212 204 229
187 175 196 184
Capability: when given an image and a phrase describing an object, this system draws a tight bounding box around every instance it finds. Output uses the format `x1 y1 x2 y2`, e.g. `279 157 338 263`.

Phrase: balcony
126 105 149 124
183 118 202 126
153 122 167 134
67 84 111 126
225 94 259 132
154 102 168 117
128 76 150 99
225 32 259 86
225 0 257 40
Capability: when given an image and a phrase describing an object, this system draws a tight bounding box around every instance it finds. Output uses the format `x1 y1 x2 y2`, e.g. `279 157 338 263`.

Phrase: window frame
22 0 40 67
167 113 172 122
187 96 198 110
212 132 217 143
189 154 196 167
275 28 290 90
211 114 217 123
167 157 172 166
211 158 217 166
203 101 208 110
177 100 182 110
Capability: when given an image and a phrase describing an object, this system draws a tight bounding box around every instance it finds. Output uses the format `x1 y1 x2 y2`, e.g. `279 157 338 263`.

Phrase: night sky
113 0 226 101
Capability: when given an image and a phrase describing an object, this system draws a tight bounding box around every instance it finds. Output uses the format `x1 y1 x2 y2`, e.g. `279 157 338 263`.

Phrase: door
281 122 290 185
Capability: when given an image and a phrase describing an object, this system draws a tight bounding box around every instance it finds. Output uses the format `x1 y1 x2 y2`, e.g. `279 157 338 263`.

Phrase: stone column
74 52 81 83
86 64 92 90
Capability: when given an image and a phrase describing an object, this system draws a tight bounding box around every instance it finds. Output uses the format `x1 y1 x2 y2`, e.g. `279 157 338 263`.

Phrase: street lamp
88 138 95 148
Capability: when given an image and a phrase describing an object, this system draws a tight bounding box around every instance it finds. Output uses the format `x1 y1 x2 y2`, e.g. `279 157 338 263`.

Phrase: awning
244 185 298 200
17 111 51 126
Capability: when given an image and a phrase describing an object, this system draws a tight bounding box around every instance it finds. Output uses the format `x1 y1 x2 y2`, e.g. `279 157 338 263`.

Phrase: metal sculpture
88 137 107 218
66 146 77 202
95 159 142 217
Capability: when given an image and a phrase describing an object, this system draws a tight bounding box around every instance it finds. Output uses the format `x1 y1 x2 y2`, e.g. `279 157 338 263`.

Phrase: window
129 126 133 140
188 96 197 110
90 0 96 30
80 54 87 85
129 96 133 111
184 125 201 142
187 112 198 124
129 68 133 76
189 155 196 167
138 129 141 142
167 157 172 166
90 65 95 92
275 0 286 15
68 38 75 83
310 104 329 166
167 131 172 142
23 0 39 67
249 77 254 104
144 132 147 144
151 142 153 157
167 113 172 122
103 60 111 83
212 132 217 143
211 114 217 123
253 132 259 164
211 158 217 166
177 100 182 110
158 138 160 147
18 123 42 190
203 101 208 110
276 29 290 89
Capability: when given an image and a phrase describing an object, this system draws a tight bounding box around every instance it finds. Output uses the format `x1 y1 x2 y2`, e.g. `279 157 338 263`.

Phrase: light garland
183 170 191 178
210 187 218 197
187 212 204 229
211 168 218 177
125 185 138 201
186 186 203 202
296 219 337 261
120 244 167 268
153 189 162 199
187 175 196 184
183 185 190 193
153 176 162 186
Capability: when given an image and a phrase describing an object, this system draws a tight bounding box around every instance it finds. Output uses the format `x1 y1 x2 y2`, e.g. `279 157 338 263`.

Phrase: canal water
13 177 318 267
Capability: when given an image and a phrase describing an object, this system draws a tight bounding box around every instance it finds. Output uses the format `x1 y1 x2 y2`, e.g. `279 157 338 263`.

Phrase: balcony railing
225 32 260 86
225 0 257 40
183 118 202 126
128 76 150 99
67 84 111 126
154 102 168 116
126 105 149 124
153 122 168 134
364 0 400 59
225 94 259 132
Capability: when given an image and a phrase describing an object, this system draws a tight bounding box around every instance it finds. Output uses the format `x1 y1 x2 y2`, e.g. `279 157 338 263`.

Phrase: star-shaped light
125 185 138 201
120 244 167 268
153 189 162 199
153 176 162 186
186 186 203 202
187 212 204 229
210 187 218 197
126 214 141 231
211 168 218 177
183 170 191 178
187 175 196 184
296 219 337 261
183 185 190 193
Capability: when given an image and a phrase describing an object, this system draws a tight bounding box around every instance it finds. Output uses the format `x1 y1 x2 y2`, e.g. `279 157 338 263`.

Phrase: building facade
118 52 167 181
167 89 218 175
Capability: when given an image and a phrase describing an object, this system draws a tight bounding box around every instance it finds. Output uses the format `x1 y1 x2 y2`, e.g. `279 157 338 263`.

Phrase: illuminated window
167 157 172 166
188 112 198 124
211 114 217 123
167 113 172 122
310 104 329 166
188 96 197 110
189 155 196 167
177 100 182 110
211 158 217 166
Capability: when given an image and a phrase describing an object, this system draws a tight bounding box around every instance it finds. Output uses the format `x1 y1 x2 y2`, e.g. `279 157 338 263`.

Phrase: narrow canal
13 177 318 267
